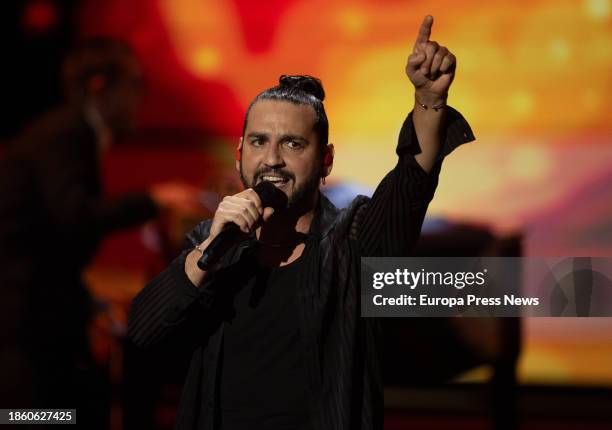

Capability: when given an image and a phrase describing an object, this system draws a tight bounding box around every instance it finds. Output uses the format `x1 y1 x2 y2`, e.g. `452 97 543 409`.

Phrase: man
0 37 199 427
129 15 475 430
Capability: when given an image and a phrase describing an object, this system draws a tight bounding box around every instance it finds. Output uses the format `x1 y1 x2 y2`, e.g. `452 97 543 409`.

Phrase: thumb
262 207 275 222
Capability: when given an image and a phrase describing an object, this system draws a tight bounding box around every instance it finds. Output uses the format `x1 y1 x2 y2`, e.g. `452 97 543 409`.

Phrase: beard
239 161 322 213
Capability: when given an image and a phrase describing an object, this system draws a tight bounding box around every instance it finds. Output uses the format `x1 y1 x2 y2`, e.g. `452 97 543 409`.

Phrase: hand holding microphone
208 187 273 239
186 182 287 279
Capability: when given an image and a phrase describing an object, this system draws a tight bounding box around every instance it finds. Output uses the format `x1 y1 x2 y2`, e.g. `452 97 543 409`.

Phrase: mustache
254 168 295 182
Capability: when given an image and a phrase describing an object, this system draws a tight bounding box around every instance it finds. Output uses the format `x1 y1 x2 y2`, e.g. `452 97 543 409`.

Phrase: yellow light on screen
458 162 504 196
585 0 611 20
509 90 534 118
337 8 367 37
508 145 551 181
581 88 600 110
191 46 221 76
550 38 570 62
519 348 570 384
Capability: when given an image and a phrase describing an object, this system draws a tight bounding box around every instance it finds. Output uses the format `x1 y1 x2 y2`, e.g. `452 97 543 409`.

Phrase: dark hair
242 75 329 152
62 37 138 101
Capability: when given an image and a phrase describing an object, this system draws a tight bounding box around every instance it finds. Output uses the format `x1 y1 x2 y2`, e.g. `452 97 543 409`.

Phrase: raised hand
405 15 456 99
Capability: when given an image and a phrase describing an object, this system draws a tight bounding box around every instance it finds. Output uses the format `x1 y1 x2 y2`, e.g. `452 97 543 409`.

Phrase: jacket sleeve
128 221 217 349
356 106 475 257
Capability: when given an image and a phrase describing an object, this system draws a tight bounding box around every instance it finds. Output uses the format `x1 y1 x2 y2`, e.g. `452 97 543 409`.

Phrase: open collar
306 192 340 240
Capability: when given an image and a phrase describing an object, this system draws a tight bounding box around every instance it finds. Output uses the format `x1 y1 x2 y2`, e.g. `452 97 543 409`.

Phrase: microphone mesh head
253 181 288 209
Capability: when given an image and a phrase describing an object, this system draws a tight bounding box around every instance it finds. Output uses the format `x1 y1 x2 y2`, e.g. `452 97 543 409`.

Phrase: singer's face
238 100 322 209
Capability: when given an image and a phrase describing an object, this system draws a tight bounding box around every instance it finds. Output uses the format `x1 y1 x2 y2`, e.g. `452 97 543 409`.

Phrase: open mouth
260 175 290 186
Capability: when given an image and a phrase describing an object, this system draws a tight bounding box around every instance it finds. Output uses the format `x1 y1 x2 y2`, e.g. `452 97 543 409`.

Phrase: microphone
197 181 286 271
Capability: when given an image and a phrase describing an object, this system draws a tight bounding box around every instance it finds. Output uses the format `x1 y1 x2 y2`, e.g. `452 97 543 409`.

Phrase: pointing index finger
414 15 433 47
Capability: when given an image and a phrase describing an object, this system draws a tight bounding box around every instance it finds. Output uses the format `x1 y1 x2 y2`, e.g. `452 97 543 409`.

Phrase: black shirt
219 250 310 429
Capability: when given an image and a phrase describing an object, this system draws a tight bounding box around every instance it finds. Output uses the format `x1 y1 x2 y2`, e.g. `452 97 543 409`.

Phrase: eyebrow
246 132 268 140
246 132 309 144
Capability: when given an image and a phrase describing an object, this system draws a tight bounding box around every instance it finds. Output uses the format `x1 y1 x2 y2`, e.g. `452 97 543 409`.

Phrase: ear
235 137 243 173
322 143 334 178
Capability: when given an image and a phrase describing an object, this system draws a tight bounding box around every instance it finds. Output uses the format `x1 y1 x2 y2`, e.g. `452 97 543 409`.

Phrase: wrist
186 242 210 287
191 237 213 260
415 90 447 108
201 236 214 249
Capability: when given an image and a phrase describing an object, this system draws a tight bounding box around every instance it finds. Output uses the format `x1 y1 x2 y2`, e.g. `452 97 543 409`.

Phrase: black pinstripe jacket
128 107 474 430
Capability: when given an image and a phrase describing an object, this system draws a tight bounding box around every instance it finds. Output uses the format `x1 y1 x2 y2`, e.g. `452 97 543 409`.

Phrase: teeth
262 176 287 183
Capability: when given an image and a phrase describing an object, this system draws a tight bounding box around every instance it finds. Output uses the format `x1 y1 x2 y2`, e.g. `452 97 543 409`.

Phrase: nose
263 143 285 168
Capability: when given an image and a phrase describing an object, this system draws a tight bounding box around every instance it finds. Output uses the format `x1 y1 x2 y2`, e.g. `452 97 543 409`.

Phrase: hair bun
279 75 325 101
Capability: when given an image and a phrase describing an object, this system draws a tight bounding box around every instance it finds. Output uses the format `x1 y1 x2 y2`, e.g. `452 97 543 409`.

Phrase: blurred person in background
0 37 200 428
